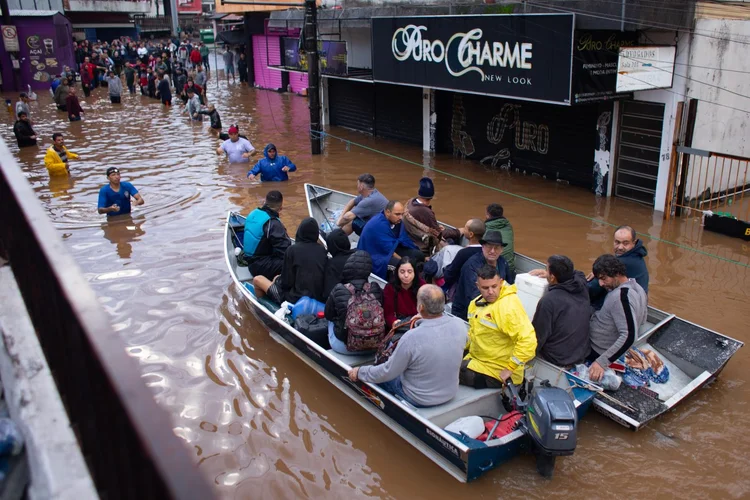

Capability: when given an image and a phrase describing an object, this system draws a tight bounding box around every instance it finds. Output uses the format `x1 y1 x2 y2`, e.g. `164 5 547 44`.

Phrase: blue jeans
327 322 373 356
379 377 424 408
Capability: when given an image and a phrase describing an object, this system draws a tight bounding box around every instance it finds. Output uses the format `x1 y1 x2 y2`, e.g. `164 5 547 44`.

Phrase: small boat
224 211 597 482
305 183 744 431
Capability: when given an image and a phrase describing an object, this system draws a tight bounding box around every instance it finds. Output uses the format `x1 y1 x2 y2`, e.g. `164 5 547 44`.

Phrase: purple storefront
1 11 76 92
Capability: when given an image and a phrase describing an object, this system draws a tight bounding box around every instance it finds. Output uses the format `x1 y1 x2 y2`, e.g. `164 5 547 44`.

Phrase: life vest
243 208 274 256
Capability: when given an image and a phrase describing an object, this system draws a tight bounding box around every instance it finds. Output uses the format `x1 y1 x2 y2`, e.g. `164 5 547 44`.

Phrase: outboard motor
507 383 578 477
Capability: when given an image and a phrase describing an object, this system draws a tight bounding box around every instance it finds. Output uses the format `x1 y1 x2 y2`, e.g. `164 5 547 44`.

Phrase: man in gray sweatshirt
587 254 647 382
348 285 467 407
106 71 123 104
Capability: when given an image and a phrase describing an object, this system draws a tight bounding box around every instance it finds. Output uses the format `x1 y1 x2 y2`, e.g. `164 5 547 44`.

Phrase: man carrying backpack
348 285 467 408
325 250 385 355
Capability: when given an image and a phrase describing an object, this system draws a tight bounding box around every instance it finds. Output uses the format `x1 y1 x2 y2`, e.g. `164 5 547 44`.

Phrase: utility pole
0 0 10 25
169 0 179 38
304 0 321 155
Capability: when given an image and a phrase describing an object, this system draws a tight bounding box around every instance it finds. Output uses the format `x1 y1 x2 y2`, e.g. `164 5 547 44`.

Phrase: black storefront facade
327 13 641 195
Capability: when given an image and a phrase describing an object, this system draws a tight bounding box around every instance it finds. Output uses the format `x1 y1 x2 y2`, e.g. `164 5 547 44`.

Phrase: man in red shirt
80 56 95 97
190 47 202 68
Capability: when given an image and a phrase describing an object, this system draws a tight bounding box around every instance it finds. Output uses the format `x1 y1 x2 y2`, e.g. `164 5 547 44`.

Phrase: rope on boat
309 129 750 270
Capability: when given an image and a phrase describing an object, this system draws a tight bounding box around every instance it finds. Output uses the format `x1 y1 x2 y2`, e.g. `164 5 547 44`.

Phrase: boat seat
327 350 375 367
235 265 252 282
418 386 503 423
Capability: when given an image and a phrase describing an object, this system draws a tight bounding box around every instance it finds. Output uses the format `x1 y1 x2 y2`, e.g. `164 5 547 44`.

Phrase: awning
216 29 247 45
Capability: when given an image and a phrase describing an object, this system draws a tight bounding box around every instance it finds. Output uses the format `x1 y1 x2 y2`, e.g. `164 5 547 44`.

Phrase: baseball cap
228 125 239 134
106 167 120 177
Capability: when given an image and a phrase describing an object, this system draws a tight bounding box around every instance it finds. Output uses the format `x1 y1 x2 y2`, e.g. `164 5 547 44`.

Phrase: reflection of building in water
100 215 146 259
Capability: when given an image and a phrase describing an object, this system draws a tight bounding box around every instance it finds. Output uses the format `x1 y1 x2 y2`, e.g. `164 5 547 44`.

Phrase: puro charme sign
372 14 575 104
391 25 533 76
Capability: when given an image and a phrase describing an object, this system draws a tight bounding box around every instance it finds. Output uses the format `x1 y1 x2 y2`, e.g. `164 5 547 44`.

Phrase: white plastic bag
273 301 292 320
574 364 622 391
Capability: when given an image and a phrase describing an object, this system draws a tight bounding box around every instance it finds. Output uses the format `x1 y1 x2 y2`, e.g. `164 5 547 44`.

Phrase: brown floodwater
4 80 750 499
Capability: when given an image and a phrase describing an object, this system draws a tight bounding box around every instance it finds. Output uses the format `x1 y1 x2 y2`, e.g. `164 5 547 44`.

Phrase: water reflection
100 214 146 259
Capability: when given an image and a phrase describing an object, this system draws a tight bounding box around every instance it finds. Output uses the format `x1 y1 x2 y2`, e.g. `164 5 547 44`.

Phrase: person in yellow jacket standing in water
44 133 79 176
461 264 537 388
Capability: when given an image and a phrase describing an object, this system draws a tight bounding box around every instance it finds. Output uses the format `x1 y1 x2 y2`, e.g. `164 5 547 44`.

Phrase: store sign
372 14 575 104
572 30 638 104
282 38 347 76
2 25 19 52
616 46 676 92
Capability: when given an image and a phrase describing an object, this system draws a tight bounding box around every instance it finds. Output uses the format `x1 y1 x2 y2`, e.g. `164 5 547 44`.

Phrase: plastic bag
574 363 622 391
0 418 24 457
273 301 292 320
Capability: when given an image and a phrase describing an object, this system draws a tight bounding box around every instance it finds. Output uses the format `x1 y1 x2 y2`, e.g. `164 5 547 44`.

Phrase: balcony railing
0 140 215 499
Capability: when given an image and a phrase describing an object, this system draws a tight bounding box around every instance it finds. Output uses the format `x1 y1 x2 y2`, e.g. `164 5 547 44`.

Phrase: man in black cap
97 167 144 217
403 177 442 255
451 230 515 320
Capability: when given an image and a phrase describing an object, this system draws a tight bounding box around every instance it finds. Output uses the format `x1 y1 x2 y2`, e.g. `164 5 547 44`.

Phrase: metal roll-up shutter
615 101 665 205
328 78 374 134
373 83 423 145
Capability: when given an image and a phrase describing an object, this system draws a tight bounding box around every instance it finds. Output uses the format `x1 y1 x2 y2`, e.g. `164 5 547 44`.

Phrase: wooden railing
0 140 215 499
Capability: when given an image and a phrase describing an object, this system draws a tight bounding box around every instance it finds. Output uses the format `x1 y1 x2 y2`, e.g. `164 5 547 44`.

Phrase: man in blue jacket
451 230 515 320
358 200 422 279
247 143 297 182
587 225 649 309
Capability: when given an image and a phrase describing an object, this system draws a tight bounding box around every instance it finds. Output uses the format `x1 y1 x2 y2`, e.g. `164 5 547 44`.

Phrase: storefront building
0 11 76 91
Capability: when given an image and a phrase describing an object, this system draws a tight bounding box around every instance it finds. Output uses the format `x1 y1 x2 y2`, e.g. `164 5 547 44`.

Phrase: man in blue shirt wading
247 143 296 182
97 167 144 217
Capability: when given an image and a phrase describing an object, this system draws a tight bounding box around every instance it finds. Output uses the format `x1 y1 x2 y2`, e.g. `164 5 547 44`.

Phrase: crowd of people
11 35 270 219
241 175 651 408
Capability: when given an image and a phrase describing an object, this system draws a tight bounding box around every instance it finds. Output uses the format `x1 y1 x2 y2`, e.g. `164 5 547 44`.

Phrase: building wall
687 18 750 158
8 0 64 13
66 0 151 12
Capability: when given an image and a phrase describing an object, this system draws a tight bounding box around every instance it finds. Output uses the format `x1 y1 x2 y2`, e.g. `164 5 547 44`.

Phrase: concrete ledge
0 266 98 500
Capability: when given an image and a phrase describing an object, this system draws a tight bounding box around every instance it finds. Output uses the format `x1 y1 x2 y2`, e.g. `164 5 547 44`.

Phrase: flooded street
4 79 750 498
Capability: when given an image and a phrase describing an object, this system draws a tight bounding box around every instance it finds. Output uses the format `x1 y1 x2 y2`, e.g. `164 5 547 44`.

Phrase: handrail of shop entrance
0 141 215 500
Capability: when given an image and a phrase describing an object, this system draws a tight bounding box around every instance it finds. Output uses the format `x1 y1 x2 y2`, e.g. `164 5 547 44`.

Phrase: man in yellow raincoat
461 264 537 388
44 133 79 176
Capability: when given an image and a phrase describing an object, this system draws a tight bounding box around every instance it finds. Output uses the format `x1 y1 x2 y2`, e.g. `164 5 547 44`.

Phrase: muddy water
4 81 750 498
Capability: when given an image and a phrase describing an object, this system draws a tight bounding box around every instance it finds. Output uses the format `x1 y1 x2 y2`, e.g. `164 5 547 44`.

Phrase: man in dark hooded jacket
588 225 648 309
13 112 37 148
244 190 290 280
247 143 297 182
253 217 327 304
532 255 591 366
325 250 384 354
323 229 354 297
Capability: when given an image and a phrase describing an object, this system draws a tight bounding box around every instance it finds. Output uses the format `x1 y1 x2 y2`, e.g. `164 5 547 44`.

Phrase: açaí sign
372 14 575 105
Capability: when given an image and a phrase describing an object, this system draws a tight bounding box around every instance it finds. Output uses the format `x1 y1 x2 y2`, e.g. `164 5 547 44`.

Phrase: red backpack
344 283 385 351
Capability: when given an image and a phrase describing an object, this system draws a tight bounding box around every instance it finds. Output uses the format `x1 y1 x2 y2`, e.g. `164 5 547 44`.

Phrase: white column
422 87 435 152
320 77 329 127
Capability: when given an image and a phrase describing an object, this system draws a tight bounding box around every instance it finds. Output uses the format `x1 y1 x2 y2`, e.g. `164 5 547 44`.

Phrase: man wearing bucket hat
403 177 443 255
451 230 515 321
216 125 255 163
97 167 144 217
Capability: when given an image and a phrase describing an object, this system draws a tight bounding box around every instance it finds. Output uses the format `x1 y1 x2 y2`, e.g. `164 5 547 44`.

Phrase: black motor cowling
525 386 578 477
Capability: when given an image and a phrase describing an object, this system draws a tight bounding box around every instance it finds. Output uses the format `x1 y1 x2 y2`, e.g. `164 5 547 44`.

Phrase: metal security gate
328 78 375 134
373 83 422 144
614 101 665 205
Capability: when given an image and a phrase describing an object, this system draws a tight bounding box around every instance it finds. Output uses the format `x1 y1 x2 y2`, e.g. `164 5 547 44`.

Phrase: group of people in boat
240 175 650 408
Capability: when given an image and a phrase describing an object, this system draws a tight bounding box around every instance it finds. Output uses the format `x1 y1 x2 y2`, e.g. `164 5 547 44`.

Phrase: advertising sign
616 46 676 92
372 14 575 105
572 30 638 104
282 38 347 76
2 25 19 52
